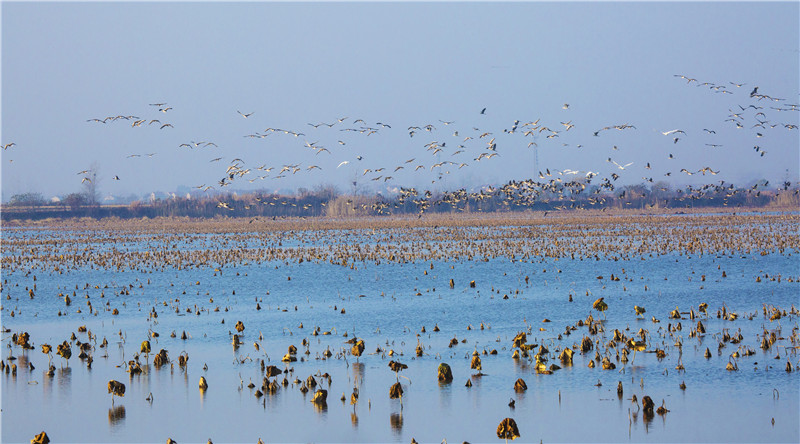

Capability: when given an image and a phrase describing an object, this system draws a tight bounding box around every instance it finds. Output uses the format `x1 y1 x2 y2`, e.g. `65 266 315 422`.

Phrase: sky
2 1 798 202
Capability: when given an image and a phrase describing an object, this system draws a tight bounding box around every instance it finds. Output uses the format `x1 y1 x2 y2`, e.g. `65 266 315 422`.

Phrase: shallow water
2 218 799 443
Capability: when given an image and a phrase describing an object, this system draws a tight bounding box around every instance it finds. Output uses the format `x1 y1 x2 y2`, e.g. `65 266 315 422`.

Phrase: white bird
608 158 633 169
661 129 685 136
337 161 349 169
237 111 254 118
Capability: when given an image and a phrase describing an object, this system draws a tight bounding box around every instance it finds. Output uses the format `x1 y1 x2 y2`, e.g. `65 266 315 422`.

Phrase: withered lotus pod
153 349 169 367
512 332 527 348
388 360 408 373
31 431 50 444
470 354 482 371
437 363 453 382
496 417 520 441
656 399 669 415
642 395 655 415
389 382 403 399
593 297 608 314
351 340 365 357
581 336 593 353
108 380 126 398
311 389 328 404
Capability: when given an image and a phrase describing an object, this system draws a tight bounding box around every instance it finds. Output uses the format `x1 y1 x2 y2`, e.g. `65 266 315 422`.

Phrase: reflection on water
57 367 72 398
390 412 403 434
438 379 452 411
312 400 327 414
108 405 126 428
350 412 358 428
351 362 365 384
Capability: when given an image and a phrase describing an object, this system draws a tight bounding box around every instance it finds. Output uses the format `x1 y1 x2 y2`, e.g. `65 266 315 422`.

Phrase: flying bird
608 158 633 169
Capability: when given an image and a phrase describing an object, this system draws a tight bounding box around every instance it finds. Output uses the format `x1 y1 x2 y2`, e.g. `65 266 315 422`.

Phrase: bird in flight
480 108 486 115
237 111 254 118
2 143 15 150
661 129 685 136
337 161 349 168
112 175 120 180
608 158 633 170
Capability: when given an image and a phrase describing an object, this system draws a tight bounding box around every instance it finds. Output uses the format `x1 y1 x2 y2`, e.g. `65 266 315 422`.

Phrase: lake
2 212 798 443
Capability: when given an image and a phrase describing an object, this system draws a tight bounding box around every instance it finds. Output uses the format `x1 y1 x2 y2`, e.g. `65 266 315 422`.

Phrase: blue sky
2 1 798 201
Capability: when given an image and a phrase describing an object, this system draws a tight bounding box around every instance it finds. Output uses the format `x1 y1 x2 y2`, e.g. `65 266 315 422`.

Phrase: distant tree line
2 180 798 221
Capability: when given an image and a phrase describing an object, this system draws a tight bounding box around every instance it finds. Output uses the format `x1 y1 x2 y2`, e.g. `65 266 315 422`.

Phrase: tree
63 193 88 211
9 192 45 206
81 162 101 205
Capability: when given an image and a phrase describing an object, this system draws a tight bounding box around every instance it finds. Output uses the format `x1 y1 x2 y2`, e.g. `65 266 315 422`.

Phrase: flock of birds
4 74 795 215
